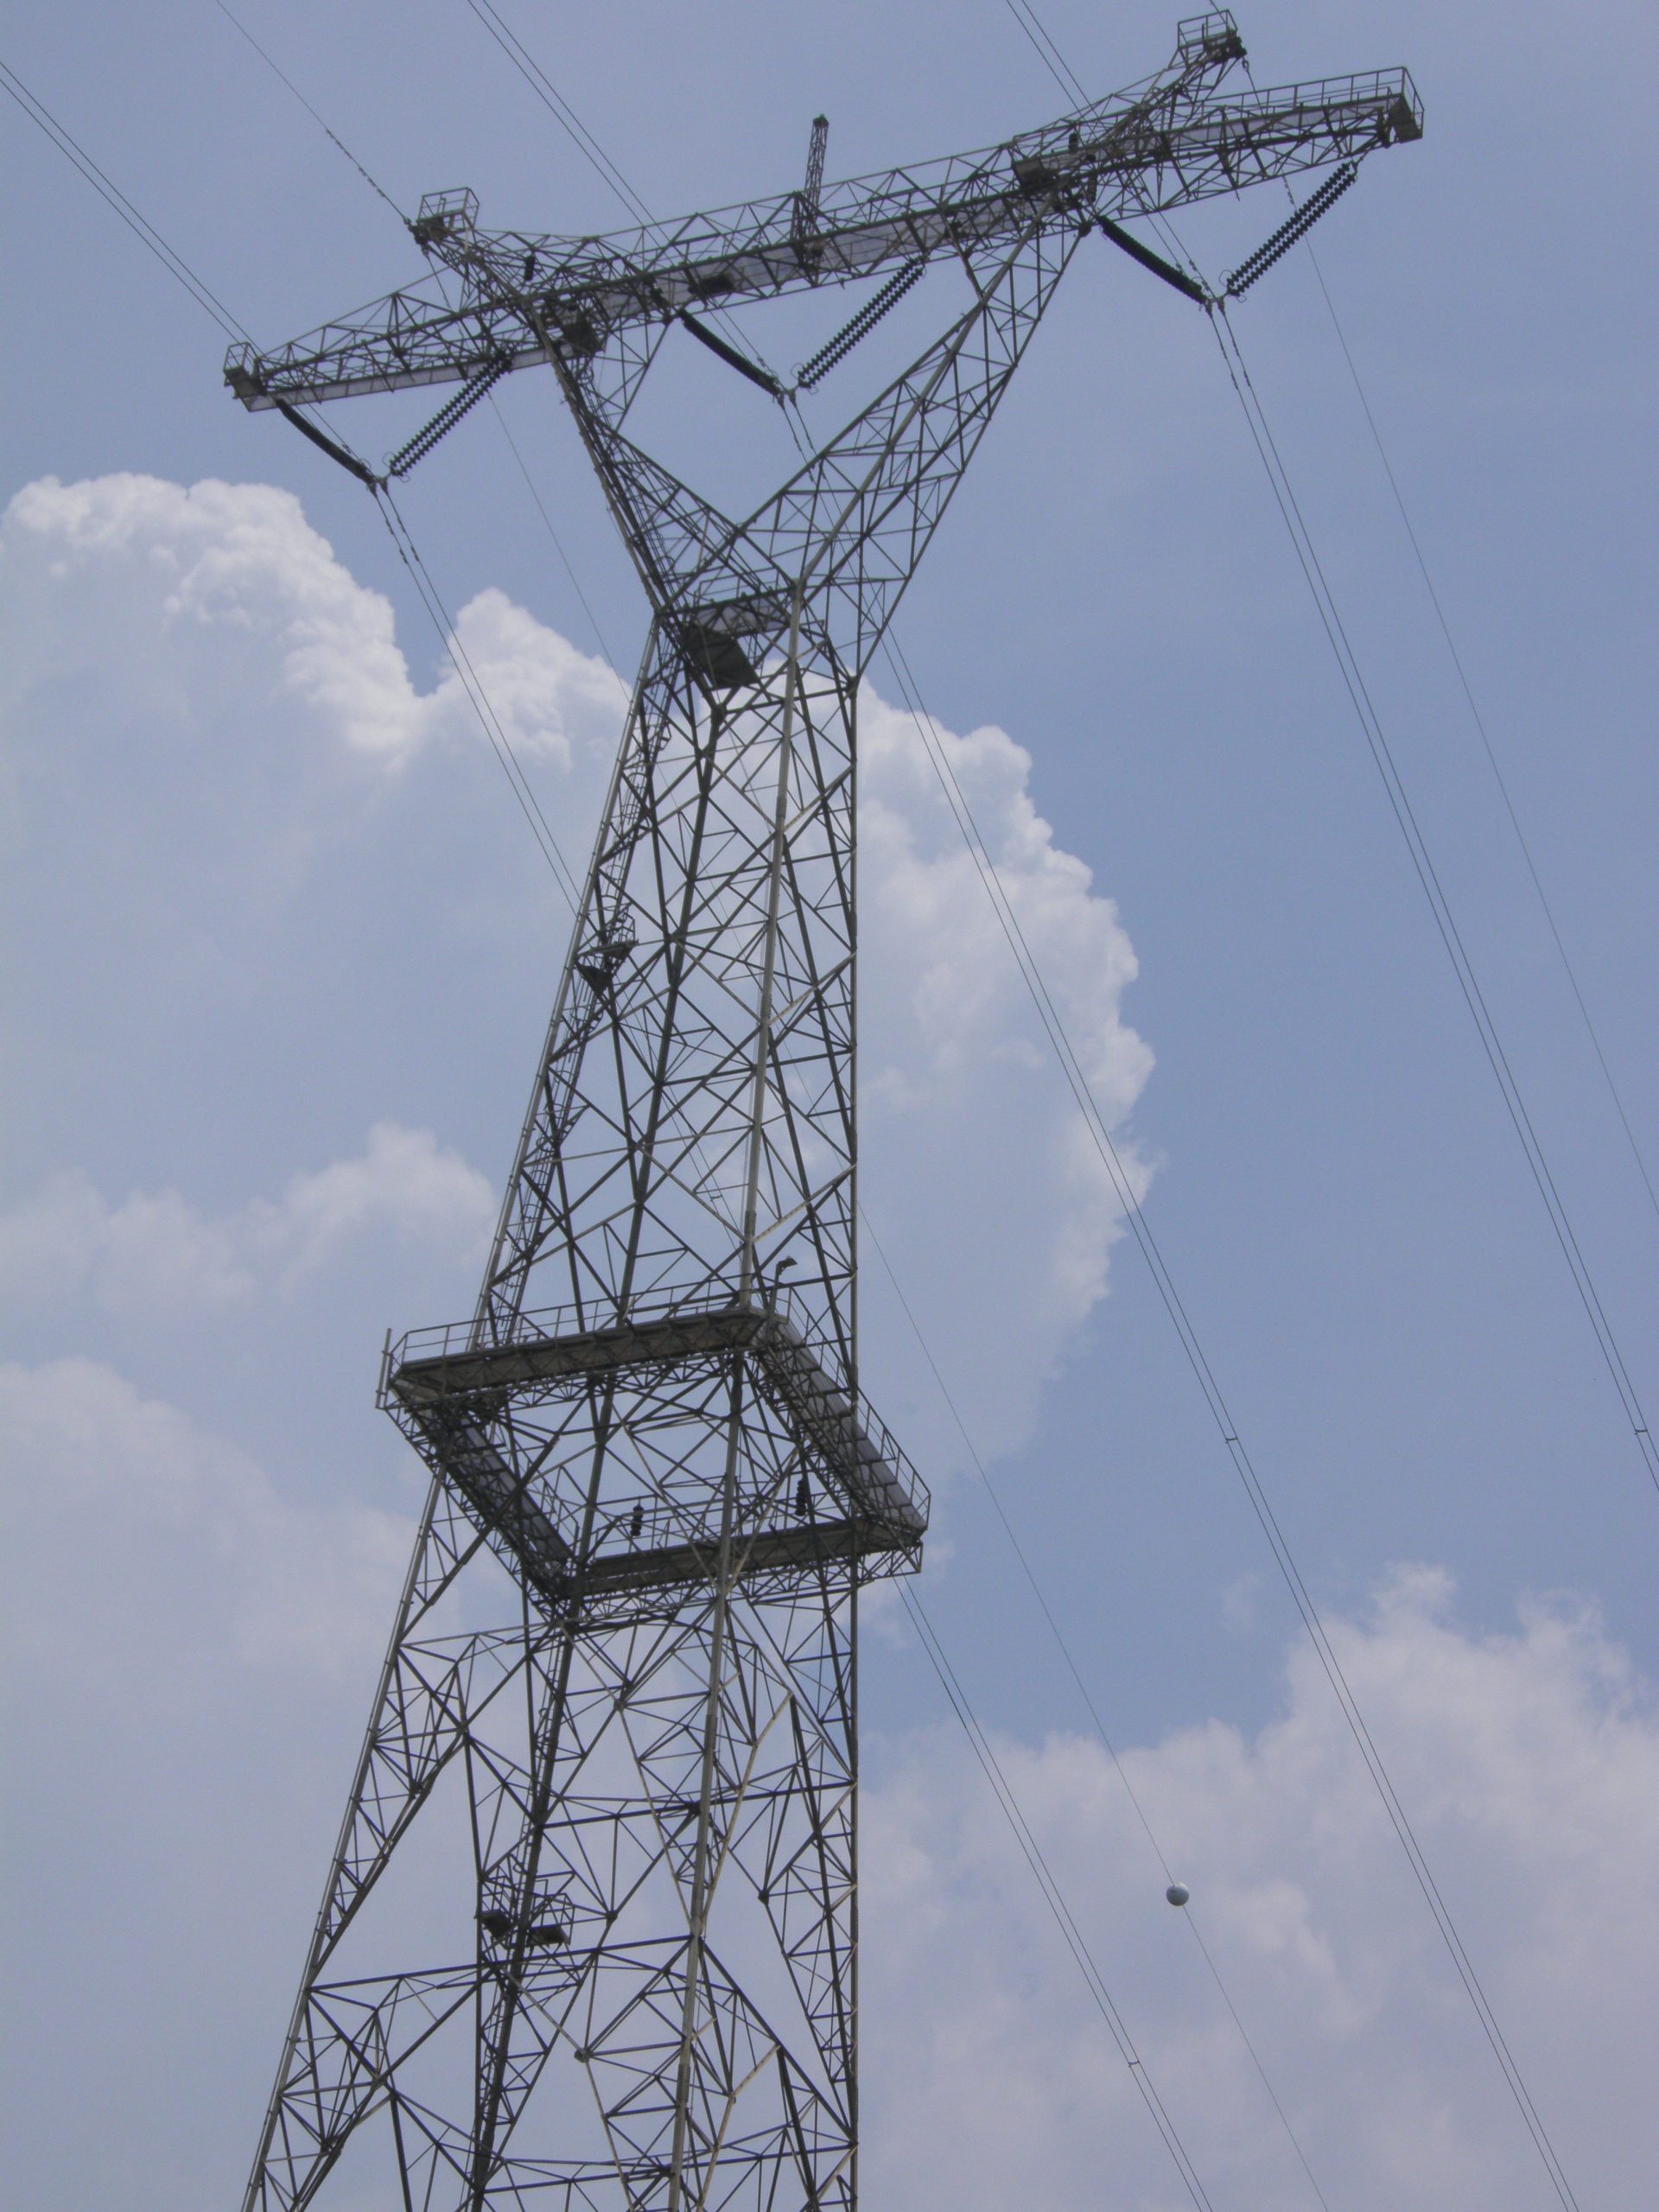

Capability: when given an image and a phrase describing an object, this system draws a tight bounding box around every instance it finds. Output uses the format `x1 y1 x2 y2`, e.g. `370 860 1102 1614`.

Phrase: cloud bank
0 1121 495 1313
863 1567 1657 2212
20 474 1645 2212
3 1352 1649 2210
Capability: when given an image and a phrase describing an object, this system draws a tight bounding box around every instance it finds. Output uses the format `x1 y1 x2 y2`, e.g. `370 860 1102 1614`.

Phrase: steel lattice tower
226 17 1419 2209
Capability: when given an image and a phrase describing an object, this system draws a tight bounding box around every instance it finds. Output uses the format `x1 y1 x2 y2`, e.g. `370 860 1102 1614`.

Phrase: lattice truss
226 16 1419 2210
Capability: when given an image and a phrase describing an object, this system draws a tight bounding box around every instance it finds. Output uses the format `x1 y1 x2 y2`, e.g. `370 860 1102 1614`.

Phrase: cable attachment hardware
385 353 512 479
1224 161 1358 299
794 257 926 392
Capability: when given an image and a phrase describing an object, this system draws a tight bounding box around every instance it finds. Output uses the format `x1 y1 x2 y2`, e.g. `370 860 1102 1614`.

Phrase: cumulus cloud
861 1568 1657 2212
0 1171 251 1310
247 1119 499 1283
0 1357 415 2206
0 1356 408 1694
0 473 629 767
0 472 629 1034
0 1121 495 1313
2 472 1152 1456
858 683 1153 1465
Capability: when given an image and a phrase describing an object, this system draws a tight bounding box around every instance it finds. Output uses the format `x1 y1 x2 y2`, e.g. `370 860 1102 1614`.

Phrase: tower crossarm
225 19 1419 413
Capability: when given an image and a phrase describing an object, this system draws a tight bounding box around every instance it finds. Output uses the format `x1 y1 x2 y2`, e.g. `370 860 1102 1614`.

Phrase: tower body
226 19 1419 2207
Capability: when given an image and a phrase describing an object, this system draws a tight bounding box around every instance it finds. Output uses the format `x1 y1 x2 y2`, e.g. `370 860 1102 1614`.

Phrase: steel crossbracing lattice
227 16 1420 2211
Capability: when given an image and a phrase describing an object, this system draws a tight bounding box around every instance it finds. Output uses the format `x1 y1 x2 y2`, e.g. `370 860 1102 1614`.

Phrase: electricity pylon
226 16 1419 2209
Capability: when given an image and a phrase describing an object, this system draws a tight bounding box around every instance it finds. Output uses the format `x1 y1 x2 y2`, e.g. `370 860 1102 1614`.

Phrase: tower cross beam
226 48 1418 412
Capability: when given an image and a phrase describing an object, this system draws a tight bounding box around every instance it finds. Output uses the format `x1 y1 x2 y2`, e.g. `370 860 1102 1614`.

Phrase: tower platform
379 1290 929 1605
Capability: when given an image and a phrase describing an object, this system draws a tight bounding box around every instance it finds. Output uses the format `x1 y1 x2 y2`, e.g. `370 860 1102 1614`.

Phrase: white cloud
2 472 1153 1461
0 1357 416 2208
858 683 1154 1465
0 1356 408 1691
247 1118 498 1284
440 582 629 770
0 473 629 767
861 1567 1659 2212
0 1170 253 1311
0 1121 494 1313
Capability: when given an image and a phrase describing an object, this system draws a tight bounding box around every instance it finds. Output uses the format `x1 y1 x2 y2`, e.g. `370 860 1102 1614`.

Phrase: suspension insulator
677 310 783 397
386 353 512 479
1097 213 1209 304
1224 162 1358 300
795 257 926 392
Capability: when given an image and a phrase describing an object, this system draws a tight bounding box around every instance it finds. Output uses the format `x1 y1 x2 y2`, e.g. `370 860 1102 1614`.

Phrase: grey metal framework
226 16 1419 2210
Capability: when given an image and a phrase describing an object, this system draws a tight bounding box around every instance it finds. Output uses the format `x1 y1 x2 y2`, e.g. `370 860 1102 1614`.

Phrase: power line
876 613 1583 2212
1220 68 1659 1478
1300 244 1659 1228
1174 267 1611 2187
2 40 393 503
155 16 588 914
374 483 583 914
463 0 785 388
1 43 395 498
860 1204 1337 2212
1209 302 1657 1516
487 396 620 671
899 1580 1219 2212
1 54 249 341
999 0 1088 108
467 0 652 226
1154 215 1659 1508
210 0 406 221
1232 48 1658 1243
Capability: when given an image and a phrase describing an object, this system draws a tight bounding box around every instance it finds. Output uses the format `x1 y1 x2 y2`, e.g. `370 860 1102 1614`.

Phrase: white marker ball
1166 1882 1191 1908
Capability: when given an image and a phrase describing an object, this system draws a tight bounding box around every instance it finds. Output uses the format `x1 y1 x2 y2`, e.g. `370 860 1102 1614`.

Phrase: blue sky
3 3 1656 2208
